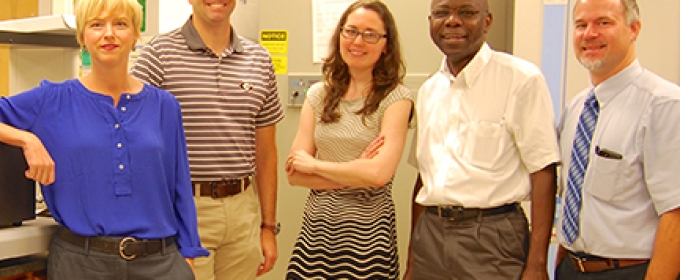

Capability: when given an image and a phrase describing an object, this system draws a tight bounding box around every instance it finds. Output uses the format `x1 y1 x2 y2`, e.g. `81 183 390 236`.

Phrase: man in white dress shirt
555 0 680 279
404 0 561 279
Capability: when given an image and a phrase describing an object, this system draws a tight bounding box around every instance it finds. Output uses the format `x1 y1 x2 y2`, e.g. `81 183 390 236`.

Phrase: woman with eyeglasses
284 0 413 279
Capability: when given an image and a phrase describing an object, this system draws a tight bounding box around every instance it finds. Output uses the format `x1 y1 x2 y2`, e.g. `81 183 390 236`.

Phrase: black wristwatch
261 222 281 235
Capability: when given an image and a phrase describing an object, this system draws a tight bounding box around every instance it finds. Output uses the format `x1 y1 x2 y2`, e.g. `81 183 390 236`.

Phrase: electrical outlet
288 75 322 107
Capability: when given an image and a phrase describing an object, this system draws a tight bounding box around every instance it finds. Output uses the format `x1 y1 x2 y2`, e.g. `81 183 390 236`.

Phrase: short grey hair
573 0 640 24
620 0 640 24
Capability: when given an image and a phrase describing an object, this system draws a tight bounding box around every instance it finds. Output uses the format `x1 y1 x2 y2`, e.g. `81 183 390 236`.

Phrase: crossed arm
286 98 412 190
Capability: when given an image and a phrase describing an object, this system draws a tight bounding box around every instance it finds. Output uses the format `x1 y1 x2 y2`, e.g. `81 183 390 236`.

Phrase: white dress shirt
414 43 560 208
557 60 680 258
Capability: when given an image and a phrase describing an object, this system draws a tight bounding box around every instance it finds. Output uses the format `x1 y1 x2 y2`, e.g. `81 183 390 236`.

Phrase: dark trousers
410 207 529 280
47 233 195 280
555 255 680 280
555 255 647 280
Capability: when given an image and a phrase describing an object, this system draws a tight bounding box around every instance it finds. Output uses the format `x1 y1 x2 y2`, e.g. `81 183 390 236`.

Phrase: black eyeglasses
340 27 387 44
430 7 482 21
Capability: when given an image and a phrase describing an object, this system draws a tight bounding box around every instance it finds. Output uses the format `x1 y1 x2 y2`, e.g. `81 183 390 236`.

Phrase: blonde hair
75 0 143 48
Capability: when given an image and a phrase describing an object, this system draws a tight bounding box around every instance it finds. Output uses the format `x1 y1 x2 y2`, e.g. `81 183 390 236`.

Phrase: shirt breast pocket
584 155 624 202
461 120 506 170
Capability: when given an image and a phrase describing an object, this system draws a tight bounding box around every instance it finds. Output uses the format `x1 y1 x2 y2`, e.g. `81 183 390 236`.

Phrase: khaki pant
193 185 262 280
411 207 529 280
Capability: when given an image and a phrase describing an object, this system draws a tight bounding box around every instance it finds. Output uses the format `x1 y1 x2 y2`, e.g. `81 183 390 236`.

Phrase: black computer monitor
0 142 35 226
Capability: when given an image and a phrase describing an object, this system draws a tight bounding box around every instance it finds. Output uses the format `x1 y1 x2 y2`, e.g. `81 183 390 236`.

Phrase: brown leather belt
56 227 175 260
425 203 519 221
192 177 250 198
568 251 649 273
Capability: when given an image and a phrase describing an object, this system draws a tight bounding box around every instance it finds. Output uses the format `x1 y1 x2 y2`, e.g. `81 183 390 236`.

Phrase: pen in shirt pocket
595 146 623 160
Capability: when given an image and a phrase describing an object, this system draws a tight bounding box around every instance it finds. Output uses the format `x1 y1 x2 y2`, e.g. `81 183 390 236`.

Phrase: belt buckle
438 206 464 221
570 255 588 272
211 178 241 198
119 237 138 260
209 181 221 198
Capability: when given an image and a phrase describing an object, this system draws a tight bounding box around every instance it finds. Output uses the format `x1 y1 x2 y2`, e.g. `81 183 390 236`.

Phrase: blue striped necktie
562 91 599 245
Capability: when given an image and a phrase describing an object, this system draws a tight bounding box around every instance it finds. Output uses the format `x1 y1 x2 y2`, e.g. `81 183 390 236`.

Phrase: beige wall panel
0 45 9 96
0 0 40 20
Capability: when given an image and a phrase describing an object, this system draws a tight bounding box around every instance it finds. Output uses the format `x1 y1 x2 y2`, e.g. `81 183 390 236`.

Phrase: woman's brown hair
320 0 405 124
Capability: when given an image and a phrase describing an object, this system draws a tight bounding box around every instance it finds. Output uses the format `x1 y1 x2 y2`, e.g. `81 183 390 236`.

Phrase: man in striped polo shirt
131 1 284 279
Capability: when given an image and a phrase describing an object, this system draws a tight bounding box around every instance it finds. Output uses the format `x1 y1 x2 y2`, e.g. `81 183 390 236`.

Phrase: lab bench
0 218 57 279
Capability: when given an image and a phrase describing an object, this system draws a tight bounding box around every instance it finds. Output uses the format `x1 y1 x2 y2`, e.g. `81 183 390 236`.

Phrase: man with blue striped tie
555 0 680 279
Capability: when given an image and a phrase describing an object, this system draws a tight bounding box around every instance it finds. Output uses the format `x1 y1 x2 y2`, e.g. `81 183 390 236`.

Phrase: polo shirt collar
180 16 244 53
439 42 492 87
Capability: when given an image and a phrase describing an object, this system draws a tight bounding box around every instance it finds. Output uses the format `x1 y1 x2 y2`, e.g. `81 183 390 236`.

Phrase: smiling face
188 0 235 27
429 0 491 74
81 9 138 67
338 7 388 73
75 0 142 69
572 0 640 83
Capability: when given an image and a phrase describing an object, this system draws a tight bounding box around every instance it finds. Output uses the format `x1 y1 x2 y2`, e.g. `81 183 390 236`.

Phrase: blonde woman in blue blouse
0 0 207 279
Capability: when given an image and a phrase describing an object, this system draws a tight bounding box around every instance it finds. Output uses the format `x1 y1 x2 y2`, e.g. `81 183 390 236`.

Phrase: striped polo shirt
131 18 284 181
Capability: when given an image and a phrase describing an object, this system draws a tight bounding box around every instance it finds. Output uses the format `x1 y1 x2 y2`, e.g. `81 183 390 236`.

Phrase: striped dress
286 83 411 280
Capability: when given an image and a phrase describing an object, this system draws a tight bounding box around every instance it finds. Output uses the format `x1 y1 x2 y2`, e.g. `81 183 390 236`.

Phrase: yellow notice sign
271 56 288 75
260 30 288 55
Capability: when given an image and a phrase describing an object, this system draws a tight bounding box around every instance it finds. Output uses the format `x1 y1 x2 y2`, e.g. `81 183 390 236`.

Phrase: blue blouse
0 79 208 258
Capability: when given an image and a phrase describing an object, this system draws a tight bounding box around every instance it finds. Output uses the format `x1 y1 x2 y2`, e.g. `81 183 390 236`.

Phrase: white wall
158 0 190 34
513 0 544 66
157 0 260 41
